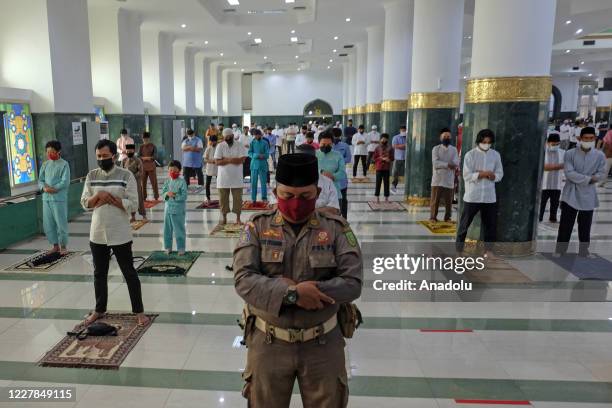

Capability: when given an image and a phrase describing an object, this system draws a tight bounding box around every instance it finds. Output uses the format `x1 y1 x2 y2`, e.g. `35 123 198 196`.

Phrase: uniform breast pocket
306 252 337 280
261 247 284 277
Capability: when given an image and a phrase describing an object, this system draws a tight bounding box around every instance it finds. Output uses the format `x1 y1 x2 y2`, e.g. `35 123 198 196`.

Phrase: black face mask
381 140 388 145
442 139 451 146
98 158 114 171
127 152 135 158
320 145 332 153
333 137 340 144
226 138 234 146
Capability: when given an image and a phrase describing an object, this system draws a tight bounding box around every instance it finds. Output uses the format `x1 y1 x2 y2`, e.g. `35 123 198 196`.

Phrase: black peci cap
275 154 319 187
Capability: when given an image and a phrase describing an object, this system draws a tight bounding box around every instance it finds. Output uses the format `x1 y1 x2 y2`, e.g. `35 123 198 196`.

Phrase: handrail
0 177 86 204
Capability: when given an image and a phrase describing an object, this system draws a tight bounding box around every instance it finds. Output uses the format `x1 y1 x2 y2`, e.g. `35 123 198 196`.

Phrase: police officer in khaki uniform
234 153 363 408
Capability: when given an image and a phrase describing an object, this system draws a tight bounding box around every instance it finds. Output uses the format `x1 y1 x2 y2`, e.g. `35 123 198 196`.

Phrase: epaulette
249 209 277 221
318 210 349 227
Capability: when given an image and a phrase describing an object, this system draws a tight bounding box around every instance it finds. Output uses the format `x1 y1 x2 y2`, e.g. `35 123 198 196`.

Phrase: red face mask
277 196 317 222
169 171 180 180
47 152 60 161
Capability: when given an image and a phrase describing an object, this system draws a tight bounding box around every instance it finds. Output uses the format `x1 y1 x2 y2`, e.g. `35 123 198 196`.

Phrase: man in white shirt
570 120 582 149
559 119 571 150
456 129 504 253
232 124 242 140
294 144 340 214
430 128 459 222
540 133 565 223
366 125 380 169
214 128 247 225
295 125 308 147
80 139 148 326
352 125 368 177
285 124 297 154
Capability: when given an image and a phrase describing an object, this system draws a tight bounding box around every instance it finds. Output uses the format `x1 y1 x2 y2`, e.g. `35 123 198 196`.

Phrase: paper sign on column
72 122 83 145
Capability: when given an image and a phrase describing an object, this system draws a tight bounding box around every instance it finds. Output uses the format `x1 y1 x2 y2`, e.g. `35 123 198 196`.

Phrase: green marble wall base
380 110 407 137
148 115 176 166
405 108 458 203
353 114 365 128
596 109 611 123
365 112 381 131
458 101 548 253
106 114 146 144
32 113 95 180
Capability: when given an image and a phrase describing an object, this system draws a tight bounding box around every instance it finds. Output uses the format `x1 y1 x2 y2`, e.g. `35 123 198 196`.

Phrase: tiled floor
0 169 612 407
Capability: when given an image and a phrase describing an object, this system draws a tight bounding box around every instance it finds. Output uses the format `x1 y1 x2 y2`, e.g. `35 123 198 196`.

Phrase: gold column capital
347 107 355 115
342 108 349 115
381 99 408 112
365 103 382 113
465 76 552 103
408 92 461 109
355 105 367 114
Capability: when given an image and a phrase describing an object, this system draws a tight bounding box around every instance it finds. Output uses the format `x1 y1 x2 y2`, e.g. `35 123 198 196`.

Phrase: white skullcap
372 125 378 130
222 128 234 137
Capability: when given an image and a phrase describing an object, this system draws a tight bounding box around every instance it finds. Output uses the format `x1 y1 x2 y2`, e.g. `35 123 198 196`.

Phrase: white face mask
580 141 595 150
478 143 491 151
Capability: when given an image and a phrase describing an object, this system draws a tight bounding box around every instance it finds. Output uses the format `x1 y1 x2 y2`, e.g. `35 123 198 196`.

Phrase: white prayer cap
372 125 377 130
222 128 234 137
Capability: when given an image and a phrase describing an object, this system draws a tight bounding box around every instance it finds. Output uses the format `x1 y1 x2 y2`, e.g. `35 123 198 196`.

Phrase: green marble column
380 100 408 136
458 76 552 255
404 93 460 206
365 103 381 130
596 107 611 123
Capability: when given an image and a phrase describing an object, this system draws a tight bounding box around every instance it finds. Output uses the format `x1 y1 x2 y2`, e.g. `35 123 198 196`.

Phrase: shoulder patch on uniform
320 211 349 227
239 223 253 245
343 226 357 247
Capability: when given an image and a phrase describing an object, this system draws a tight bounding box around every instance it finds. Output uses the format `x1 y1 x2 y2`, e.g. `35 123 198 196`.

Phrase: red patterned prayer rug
38 313 157 369
242 201 273 211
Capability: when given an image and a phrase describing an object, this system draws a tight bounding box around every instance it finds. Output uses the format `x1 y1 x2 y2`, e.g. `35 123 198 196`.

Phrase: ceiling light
220 52 224 56
290 37 298 42
233 61 237 65
272 68 276 72
565 20 572 24
180 23 187 28
247 32 252 36
286 0 295 3
264 56 268 59
327 66 331 69
575 28 583 35
329 59 333 62
227 0 240 5
204 40 209 45
241 68 245 72
333 36 339 40
565 49 571 53
254 38 262 44
333 49 337 53
345 17 351 22
463 75 467 79
580 61 585 65
588 73 593 77
290 29 296 34
295 55 299 59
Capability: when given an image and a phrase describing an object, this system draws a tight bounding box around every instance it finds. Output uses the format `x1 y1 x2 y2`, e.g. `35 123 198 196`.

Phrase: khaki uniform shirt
233 209 363 330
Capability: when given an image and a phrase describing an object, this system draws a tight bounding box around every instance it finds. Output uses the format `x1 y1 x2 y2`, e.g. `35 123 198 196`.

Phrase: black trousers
90 241 144 314
456 202 497 251
539 189 561 222
375 170 390 197
243 157 251 178
184 167 203 186
353 155 367 177
339 188 348 219
555 201 594 255
286 141 295 154
205 175 213 201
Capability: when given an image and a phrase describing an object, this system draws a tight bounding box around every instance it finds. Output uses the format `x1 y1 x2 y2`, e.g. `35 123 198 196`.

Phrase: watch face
287 291 297 304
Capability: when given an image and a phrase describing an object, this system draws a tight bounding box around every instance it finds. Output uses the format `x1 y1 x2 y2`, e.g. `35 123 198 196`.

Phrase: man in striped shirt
80 139 149 326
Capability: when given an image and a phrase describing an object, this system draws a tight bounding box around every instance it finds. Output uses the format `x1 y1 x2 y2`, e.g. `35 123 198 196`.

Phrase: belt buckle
287 328 304 343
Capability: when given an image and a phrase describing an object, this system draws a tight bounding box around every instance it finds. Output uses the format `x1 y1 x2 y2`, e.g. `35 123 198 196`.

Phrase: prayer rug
144 200 161 209
4 251 80 272
417 220 457 236
463 256 533 283
350 177 371 183
368 201 405 211
210 223 243 238
541 252 612 280
242 201 273 211
196 200 220 209
130 219 149 231
137 251 201 276
187 185 204 194
38 313 157 369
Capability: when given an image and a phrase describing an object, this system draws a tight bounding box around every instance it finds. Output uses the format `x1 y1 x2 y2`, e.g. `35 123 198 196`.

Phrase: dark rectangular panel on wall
242 74 252 111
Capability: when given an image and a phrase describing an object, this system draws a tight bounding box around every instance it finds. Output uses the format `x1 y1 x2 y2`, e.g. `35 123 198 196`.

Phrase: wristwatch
283 285 298 305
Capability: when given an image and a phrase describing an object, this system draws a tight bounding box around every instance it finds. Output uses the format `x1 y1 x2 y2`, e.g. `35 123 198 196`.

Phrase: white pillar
117 9 144 114
355 42 368 109
471 0 555 78
411 0 463 93
203 58 212 115
348 54 357 110
342 63 349 111
366 26 384 105
47 0 94 113
210 62 218 114
185 47 196 115
195 53 204 114
173 44 186 114
597 71 612 108
382 0 413 102
222 69 229 115
158 32 174 115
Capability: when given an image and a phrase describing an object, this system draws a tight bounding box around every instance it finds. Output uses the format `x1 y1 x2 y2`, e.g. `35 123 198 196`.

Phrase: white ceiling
90 0 612 80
